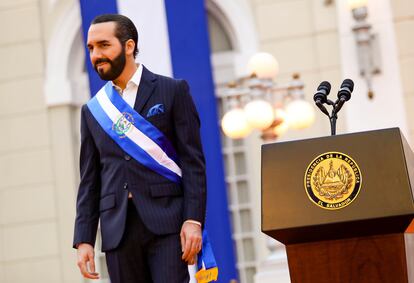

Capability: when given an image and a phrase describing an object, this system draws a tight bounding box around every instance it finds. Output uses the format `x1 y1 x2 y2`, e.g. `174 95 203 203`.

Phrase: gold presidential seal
304 152 362 210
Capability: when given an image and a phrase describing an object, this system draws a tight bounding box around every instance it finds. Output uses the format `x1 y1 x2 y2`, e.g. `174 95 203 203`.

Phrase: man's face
87 22 126 81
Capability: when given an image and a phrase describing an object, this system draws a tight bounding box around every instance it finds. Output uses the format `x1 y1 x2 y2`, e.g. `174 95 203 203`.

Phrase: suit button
124 155 131 161
123 183 128 189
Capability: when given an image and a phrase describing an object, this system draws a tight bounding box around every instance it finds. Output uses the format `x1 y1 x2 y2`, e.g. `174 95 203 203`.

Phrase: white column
336 0 409 137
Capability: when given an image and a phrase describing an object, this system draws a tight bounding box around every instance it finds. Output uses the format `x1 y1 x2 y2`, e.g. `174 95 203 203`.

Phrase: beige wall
0 1 61 282
0 0 82 282
392 0 414 144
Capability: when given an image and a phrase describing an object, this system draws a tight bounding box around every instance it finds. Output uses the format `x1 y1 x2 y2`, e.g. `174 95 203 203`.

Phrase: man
73 14 206 283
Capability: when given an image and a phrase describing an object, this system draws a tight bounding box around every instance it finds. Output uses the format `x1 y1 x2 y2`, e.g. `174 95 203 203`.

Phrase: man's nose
90 48 102 64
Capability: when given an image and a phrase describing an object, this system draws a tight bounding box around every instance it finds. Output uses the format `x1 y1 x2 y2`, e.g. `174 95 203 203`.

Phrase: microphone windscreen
341 79 354 92
318 81 331 93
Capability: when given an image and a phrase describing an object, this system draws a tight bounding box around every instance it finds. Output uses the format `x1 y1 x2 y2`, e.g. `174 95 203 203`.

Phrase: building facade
0 0 413 282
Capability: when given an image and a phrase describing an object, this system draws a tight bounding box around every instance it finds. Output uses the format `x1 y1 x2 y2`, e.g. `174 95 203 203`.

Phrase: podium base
286 233 414 283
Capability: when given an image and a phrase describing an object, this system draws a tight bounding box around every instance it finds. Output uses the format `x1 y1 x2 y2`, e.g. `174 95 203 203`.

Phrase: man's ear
125 39 135 56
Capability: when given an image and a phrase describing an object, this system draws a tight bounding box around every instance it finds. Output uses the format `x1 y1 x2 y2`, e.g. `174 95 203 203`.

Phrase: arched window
207 8 234 53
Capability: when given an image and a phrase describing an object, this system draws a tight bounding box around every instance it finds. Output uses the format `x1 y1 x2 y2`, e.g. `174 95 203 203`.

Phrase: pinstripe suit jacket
73 67 207 252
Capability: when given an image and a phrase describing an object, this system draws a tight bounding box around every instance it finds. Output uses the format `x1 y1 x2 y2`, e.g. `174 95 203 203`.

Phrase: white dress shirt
112 63 143 107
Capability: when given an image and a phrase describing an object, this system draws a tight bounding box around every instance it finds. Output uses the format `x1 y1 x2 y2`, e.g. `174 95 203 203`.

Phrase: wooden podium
262 128 414 283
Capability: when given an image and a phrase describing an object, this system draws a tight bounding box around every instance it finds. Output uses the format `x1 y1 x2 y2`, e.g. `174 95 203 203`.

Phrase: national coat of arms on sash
112 112 134 138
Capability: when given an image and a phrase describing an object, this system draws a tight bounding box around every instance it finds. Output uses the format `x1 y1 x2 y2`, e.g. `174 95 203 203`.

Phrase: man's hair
91 14 139 58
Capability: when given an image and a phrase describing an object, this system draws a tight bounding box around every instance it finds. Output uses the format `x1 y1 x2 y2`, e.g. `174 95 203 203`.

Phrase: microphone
313 81 331 116
337 79 353 101
335 79 354 113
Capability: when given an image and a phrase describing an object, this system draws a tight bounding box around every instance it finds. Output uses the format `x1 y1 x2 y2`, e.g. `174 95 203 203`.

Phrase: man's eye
102 43 110 47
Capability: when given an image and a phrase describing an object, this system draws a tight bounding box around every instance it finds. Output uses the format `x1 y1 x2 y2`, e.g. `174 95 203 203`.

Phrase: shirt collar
111 63 143 93
129 63 143 87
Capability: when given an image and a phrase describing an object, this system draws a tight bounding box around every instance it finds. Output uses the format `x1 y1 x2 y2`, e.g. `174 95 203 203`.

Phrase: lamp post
219 53 315 283
349 0 381 99
220 52 315 142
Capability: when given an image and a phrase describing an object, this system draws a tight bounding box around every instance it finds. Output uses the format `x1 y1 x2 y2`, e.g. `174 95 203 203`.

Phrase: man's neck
113 62 139 90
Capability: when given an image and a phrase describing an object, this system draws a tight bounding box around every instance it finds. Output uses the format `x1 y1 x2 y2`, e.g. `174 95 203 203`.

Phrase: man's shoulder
80 103 95 119
144 67 186 89
153 72 186 87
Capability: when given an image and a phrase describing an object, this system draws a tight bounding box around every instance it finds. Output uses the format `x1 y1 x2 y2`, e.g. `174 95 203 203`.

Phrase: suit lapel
134 66 157 115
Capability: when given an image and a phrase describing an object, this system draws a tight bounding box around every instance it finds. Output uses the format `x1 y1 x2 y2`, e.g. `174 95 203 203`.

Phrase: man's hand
76 243 100 279
180 221 202 265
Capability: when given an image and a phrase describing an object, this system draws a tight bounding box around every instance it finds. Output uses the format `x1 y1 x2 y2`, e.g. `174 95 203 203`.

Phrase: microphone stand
321 98 340 136
330 114 337 136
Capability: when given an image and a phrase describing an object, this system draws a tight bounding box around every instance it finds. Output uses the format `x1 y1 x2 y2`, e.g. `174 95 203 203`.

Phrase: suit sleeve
172 80 207 226
73 105 101 248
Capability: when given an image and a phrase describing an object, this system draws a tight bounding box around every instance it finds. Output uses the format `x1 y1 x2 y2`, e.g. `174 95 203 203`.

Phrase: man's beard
94 47 126 81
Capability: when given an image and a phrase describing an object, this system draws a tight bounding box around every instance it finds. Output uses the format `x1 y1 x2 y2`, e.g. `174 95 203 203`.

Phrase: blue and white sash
87 82 181 183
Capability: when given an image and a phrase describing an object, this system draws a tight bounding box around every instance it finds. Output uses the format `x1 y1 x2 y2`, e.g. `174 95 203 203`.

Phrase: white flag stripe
118 0 173 77
95 89 182 177
188 264 197 283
